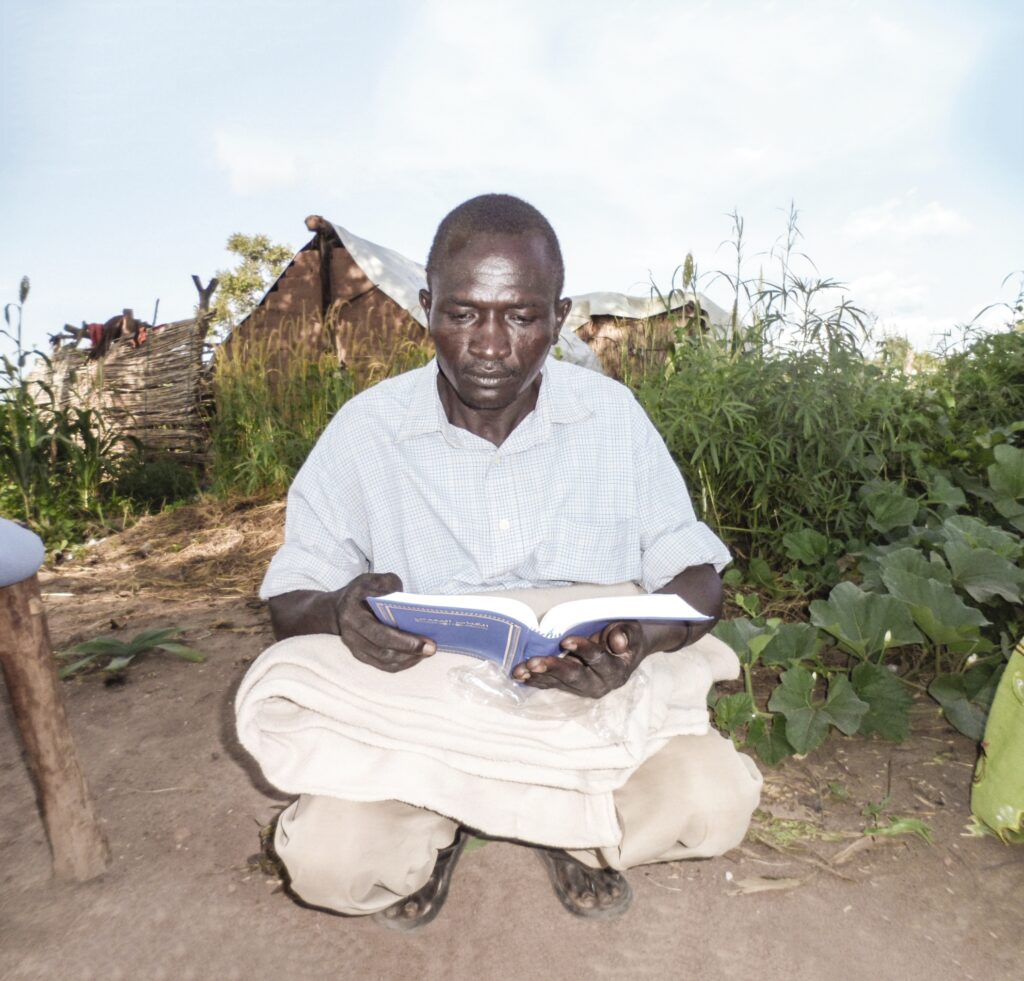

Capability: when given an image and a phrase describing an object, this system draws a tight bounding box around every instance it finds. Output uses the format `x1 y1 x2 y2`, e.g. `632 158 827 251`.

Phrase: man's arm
512 563 723 698
642 562 724 653
268 572 436 673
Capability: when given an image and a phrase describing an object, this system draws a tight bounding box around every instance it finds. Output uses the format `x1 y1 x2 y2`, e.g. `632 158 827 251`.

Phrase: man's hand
337 572 436 673
267 572 435 674
510 620 665 699
509 564 723 700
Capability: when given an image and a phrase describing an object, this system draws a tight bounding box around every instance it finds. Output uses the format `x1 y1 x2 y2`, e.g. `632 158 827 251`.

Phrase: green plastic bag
971 643 1024 843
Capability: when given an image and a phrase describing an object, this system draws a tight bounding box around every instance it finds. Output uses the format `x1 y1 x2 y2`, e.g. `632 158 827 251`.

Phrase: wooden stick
0 574 110 880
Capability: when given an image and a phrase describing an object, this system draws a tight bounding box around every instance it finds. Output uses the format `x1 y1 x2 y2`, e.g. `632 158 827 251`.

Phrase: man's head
420 194 572 427
426 193 565 299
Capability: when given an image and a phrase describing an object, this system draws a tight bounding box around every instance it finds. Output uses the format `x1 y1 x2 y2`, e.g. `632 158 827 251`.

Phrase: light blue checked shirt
260 358 730 599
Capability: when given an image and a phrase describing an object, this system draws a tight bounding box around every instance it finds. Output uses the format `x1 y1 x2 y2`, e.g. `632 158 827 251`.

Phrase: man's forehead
434 230 555 281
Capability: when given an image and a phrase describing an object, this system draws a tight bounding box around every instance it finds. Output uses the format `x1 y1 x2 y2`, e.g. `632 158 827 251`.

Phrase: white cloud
214 132 298 194
843 199 970 242
850 270 929 311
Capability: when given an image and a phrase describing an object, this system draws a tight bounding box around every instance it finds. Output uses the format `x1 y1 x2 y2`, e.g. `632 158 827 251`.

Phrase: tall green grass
635 212 1023 569
2 279 144 546
209 327 434 496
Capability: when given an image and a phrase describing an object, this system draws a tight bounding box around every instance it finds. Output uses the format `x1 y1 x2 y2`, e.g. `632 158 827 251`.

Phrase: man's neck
435 373 543 448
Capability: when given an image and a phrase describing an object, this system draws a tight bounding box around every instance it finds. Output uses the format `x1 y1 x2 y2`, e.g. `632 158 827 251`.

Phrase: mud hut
225 216 432 375
570 292 733 377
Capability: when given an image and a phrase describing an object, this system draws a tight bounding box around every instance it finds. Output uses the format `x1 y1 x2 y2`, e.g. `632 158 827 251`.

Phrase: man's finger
346 619 434 658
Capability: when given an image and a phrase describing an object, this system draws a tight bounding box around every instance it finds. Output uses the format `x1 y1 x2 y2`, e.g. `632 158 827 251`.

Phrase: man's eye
447 311 473 323
509 314 536 326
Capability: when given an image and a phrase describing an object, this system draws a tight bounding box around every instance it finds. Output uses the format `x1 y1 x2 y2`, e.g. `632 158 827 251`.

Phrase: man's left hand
511 620 655 699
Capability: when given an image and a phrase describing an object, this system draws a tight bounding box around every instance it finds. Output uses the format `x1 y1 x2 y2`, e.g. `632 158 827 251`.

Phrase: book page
370 591 540 630
537 593 710 639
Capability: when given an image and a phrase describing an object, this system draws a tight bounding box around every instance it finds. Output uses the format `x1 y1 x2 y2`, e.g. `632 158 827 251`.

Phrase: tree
209 233 292 338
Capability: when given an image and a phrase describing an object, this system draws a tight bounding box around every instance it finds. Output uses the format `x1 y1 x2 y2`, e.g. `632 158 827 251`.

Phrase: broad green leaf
940 515 1023 561
988 444 1024 499
851 662 913 742
745 715 794 765
943 541 1024 604
713 618 769 666
929 667 1002 741
989 445 1024 531
882 568 989 650
782 528 830 565
924 473 966 512
993 497 1024 533
747 557 776 590
155 642 205 663
714 692 756 734
861 482 919 533
877 547 951 586
760 622 822 667
768 666 868 754
768 666 826 753
809 581 923 660
824 675 871 735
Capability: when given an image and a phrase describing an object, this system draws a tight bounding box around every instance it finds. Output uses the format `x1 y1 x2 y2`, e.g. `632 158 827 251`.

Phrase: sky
2 0 1021 359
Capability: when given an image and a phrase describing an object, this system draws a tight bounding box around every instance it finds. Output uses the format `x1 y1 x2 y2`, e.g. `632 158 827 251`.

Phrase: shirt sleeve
631 398 731 592
259 412 371 599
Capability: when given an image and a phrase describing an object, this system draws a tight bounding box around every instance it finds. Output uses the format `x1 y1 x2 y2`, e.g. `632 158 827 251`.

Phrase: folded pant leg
569 730 762 871
274 795 458 915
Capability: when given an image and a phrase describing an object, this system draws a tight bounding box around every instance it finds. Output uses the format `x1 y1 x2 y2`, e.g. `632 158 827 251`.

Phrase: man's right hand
336 572 436 672
267 572 436 673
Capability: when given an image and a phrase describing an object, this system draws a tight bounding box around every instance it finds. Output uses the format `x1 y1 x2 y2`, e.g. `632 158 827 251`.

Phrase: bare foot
537 848 633 918
373 829 468 931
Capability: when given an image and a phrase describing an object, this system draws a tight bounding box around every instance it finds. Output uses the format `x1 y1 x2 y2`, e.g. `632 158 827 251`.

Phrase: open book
366 591 711 675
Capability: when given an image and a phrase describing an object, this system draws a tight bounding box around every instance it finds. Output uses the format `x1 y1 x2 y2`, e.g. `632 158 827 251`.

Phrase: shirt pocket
531 517 641 583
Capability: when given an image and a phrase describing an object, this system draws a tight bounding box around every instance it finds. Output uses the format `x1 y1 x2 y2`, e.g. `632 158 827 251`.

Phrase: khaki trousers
272 583 762 915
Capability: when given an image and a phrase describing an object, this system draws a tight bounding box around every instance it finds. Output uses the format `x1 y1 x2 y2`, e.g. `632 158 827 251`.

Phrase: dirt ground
1 501 1021 981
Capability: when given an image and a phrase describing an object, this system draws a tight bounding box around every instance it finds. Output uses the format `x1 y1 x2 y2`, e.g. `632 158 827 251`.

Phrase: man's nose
469 312 512 360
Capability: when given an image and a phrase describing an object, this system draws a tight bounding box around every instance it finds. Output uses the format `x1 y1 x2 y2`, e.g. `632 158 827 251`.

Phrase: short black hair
426 193 565 298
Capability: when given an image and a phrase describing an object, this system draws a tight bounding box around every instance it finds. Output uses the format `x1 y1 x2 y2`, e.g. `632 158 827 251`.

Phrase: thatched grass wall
39 318 208 462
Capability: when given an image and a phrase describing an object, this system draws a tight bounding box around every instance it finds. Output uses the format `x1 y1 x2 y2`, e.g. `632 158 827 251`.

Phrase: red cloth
87 323 104 347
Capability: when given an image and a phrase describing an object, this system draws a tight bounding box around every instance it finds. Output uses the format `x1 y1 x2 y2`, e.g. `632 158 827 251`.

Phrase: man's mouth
463 366 515 386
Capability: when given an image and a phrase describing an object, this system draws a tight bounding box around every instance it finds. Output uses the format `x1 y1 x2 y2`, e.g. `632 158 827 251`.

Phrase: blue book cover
366 591 710 675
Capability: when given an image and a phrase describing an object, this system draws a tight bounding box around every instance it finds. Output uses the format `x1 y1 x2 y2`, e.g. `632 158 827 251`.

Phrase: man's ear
419 288 432 321
556 297 573 325
552 296 573 341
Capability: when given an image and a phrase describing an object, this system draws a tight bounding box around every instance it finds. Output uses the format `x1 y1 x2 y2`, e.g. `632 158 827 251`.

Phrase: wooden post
191 275 219 340
0 574 110 880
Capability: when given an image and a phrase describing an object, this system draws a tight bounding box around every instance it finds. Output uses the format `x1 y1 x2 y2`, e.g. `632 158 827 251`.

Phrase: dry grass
46 496 286 598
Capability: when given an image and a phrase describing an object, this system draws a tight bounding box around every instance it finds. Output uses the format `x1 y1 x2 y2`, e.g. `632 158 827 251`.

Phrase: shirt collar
396 357 592 447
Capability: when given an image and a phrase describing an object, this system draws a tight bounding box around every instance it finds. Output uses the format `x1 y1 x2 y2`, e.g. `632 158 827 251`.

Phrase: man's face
421 231 571 414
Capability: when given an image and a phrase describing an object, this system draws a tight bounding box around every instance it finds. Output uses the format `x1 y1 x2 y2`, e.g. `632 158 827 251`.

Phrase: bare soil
1 501 1021 981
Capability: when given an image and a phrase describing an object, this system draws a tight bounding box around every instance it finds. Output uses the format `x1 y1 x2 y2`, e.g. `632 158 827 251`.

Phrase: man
243 194 761 929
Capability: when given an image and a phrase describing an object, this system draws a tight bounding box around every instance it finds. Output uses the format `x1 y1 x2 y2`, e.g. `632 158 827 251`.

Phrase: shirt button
498 518 510 531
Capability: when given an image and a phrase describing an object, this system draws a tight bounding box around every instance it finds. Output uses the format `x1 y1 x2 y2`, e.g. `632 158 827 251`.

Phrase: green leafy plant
1 279 141 546
649 214 1023 761
58 627 205 679
209 232 293 340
